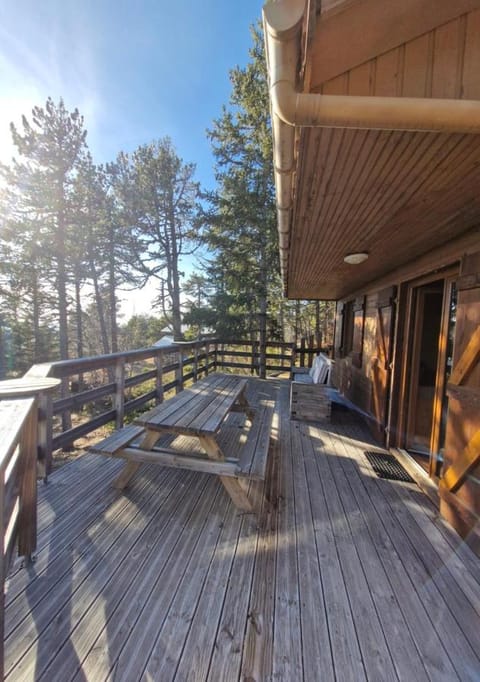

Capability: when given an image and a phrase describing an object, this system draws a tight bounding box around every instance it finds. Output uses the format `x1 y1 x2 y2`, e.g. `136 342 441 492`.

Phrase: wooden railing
14 338 323 473
0 396 38 679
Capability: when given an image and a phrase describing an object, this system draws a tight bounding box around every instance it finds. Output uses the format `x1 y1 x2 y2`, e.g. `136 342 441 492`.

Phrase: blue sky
0 0 264 188
0 0 266 315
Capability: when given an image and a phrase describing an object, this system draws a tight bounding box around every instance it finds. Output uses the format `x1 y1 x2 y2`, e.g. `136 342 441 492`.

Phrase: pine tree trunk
167 207 183 341
92 268 110 355
107 229 118 353
295 300 301 345
56 206 72 432
74 276 84 358
0 316 5 379
258 296 267 379
57 255 69 360
315 300 322 348
31 267 42 363
279 300 285 342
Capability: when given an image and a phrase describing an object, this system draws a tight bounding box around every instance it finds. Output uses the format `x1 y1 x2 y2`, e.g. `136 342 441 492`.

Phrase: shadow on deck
5 378 480 681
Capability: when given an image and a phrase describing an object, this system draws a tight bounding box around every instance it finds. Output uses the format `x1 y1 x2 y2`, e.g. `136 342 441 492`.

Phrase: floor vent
364 451 415 483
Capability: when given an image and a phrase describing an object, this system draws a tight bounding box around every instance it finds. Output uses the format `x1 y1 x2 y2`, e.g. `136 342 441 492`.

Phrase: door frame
429 275 457 475
396 267 458 474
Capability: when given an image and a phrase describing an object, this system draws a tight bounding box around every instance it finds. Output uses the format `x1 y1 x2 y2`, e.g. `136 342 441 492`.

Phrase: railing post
114 358 125 429
155 351 164 404
259 340 266 379
60 377 72 434
251 341 257 376
205 341 210 377
193 343 199 383
290 343 296 381
300 337 306 367
17 399 38 561
37 391 54 478
175 348 184 393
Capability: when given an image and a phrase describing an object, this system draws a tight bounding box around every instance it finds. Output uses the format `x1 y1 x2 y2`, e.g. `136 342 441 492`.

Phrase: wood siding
333 246 480 541
5 379 480 680
334 288 396 442
441 252 480 547
287 5 480 299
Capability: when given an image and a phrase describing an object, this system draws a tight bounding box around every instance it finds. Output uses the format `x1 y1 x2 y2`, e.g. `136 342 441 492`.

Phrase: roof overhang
263 0 480 299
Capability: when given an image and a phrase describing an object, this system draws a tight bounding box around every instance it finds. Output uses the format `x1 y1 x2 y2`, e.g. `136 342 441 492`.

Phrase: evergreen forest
0 27 334 377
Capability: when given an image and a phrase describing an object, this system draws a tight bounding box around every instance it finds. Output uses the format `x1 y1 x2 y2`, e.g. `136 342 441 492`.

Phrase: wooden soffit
287 2 480 300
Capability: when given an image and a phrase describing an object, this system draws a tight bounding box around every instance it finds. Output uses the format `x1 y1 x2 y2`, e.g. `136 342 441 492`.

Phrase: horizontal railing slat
53 383 116 414
52 410 116 449
124 390 158 414
22 338 324 458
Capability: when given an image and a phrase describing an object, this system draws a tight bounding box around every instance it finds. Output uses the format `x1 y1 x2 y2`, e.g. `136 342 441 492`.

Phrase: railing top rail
25 339 221 379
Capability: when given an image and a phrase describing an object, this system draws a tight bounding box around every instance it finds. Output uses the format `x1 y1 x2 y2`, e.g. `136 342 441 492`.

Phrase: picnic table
91 374 274 512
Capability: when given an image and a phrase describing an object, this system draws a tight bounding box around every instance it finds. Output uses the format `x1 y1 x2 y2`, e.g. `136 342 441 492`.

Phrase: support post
193 343 199 383
17 400 38 561
290 343 296 381
252 341 258 376
175 348 184 394
300 337 306 368
205 341 210 377
114 358 125 429
155 351 164 404
37 391 54 477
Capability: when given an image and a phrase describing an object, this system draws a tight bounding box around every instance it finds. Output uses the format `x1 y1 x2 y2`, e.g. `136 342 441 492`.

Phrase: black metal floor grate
364 451 415 483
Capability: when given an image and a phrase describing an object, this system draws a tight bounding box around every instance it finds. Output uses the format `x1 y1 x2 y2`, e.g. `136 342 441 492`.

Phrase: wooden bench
292 352 333 385
290 353 333 422
290 383 331 422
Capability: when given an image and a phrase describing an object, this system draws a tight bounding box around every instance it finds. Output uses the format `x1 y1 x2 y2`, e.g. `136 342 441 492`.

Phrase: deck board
5 378 480 681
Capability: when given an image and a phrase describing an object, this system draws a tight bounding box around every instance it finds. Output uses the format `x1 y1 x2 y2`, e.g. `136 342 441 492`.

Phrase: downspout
263 0 480 291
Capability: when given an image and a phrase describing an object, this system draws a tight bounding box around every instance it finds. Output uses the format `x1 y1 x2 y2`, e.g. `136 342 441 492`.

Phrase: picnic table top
134 373 248 436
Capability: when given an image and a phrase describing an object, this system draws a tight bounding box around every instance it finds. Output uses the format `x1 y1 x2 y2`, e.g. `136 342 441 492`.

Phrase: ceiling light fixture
344 252 369 265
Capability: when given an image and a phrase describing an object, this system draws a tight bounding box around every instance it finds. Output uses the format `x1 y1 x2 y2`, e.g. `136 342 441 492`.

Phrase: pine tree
8 97 87 361
203 25 280 375
114 139 200 341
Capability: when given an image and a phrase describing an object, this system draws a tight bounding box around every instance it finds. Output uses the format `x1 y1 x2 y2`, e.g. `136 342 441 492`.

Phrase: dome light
344 252 369 265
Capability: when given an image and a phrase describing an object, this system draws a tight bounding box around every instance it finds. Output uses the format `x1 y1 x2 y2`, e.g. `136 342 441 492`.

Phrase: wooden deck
5 378 480 681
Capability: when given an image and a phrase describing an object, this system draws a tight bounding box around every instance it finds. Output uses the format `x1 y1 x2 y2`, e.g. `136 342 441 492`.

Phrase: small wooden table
92 374 273 512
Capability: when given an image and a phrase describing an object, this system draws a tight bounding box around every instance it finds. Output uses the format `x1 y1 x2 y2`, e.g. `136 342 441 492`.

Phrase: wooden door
440 252 480 546
371 287 396 443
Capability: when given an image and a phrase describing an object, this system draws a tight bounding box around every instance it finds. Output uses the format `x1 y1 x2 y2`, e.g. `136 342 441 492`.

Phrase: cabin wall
333 242 480 542
333 287 395 443
440 252 480 550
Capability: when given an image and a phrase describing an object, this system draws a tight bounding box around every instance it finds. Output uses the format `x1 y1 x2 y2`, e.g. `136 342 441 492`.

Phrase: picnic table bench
90 374 274 512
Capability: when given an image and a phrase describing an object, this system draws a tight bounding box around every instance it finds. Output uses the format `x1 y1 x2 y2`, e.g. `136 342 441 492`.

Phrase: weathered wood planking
68 472 213 681
328 422 461 681
134 373 246 435
290 382 331 422
4 379 480 681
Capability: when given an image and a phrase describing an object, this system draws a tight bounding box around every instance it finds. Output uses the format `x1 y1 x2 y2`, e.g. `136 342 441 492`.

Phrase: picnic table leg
112 430 160 490
198 435 253 513
236 390 255 422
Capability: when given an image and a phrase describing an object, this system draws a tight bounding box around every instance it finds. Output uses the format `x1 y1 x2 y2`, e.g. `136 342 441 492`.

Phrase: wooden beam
199 434 254 512
119 446 241 478
440 429 480 492
310 0 480 87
